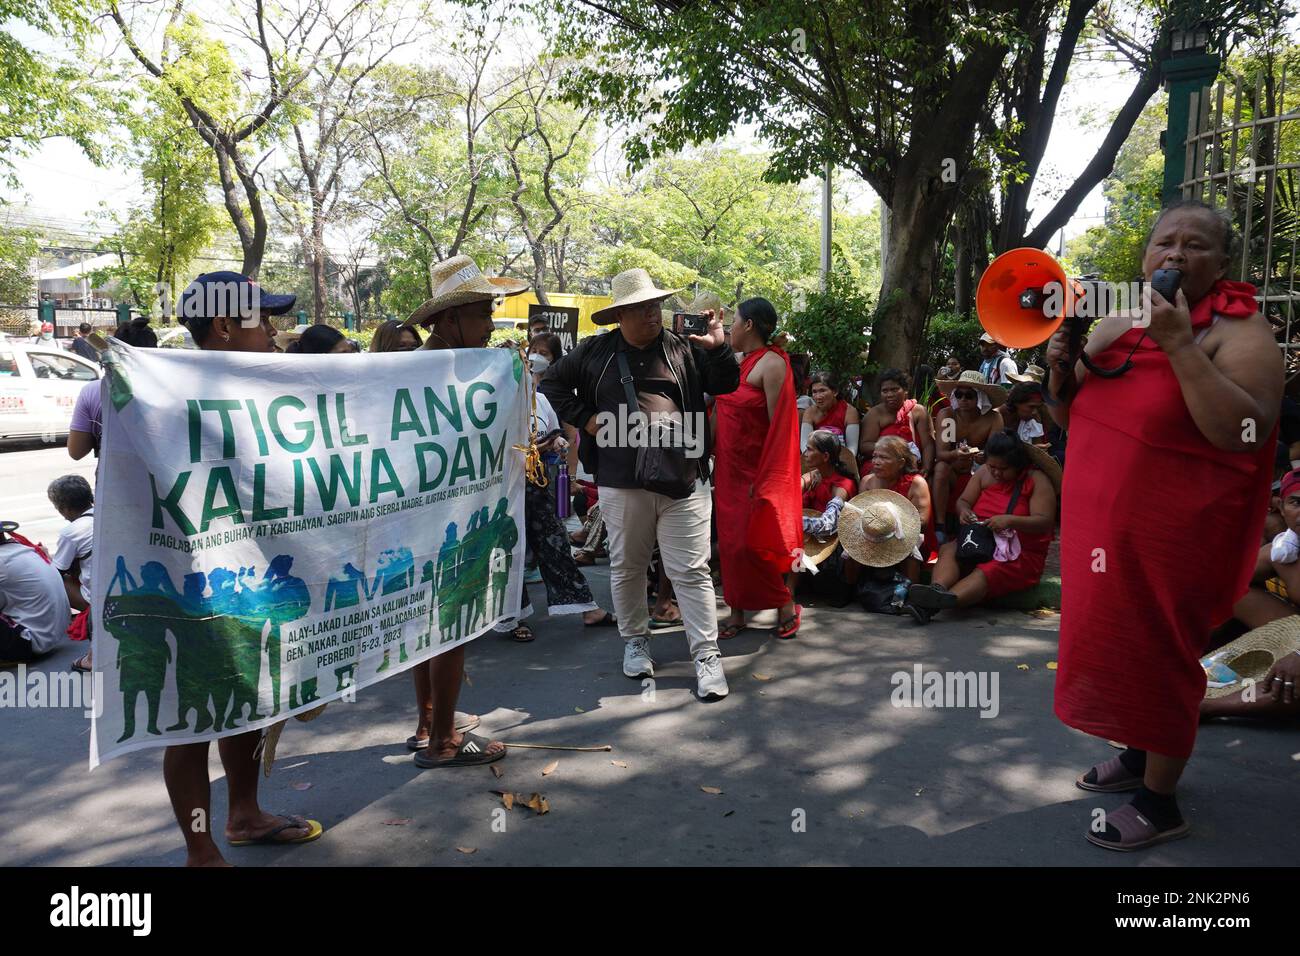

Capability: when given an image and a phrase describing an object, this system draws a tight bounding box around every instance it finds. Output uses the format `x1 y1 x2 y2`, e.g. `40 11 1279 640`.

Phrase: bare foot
431 729 506 761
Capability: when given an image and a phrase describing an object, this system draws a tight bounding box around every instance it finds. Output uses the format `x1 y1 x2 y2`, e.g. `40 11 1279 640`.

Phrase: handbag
857 568 911 615
956 476 1024 563
615 351 696 499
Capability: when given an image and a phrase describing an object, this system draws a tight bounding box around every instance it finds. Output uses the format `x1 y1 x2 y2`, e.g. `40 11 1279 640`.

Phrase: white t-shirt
51 509 93 604
0 541 71 654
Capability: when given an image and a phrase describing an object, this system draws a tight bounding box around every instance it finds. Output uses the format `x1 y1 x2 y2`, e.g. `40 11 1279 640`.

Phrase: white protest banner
89 342 529 766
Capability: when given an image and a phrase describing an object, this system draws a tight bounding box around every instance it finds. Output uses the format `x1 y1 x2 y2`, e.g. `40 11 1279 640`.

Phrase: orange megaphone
975 247 1079 349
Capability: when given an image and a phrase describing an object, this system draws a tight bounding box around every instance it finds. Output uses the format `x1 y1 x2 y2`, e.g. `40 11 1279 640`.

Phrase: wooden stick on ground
499 743 612 752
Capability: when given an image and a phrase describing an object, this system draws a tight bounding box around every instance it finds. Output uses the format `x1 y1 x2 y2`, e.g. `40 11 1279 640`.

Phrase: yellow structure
493 291 613 339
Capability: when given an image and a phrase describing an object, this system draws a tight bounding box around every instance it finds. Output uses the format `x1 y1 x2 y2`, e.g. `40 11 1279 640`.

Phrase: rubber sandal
718 621 745 640
228 814 324 847
413 733 506 768
1076 755 1143 793
773 605 801 640
71 654 92 673
583 612 617 628
405 713 481 749
1085 803 1190 852
509 623 534 642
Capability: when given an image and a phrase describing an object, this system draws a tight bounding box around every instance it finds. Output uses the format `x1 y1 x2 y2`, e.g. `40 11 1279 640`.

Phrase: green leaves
784 267 873 385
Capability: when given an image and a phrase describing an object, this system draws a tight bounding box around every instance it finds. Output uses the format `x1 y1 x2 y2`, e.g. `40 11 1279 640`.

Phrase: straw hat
260 703 328 777
936 369 1009 407
591 269 681 325
800 508 841 566
1021 441 1062 496
838 489 923 568
1008 364 1046 384
1202 616 1300 699
404 255 529 328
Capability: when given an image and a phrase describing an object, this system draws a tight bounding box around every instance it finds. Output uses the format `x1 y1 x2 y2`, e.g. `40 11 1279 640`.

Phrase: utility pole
820 161 832 291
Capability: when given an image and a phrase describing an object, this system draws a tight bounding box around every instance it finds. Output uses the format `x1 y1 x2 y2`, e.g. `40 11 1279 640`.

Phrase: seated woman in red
801 429 858 528
801 372 860 457
858 435 935 580
908 429 1057 611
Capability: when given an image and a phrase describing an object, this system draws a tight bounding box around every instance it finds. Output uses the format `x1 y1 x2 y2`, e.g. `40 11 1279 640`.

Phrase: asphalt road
3 559 1298 867
0 439 97 549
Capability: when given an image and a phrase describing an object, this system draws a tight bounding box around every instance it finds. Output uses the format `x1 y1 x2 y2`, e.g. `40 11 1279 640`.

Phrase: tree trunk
311 216 328 324
532 243 550 307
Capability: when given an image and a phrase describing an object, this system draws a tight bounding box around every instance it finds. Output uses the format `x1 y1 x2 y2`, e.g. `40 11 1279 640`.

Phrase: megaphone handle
1042 316 1087 408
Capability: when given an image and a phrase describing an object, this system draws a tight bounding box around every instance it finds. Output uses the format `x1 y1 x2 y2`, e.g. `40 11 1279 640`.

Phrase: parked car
0 337 102 441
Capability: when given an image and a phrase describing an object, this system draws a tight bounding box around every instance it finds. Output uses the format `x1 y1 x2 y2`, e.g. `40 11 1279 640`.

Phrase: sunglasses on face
953 389 977 400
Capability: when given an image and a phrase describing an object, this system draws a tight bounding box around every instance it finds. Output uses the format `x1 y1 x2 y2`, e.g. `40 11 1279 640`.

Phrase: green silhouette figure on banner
436 521 463 644
416 560 436 652
103 558 176 742
323 562 379 612
460 509 493 633
209 567 265 729
490 497 518 618
248 556 310 716
165 571 223 732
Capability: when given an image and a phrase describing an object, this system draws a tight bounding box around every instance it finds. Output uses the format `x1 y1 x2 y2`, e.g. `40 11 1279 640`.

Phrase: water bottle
555 462 570 519
891 579 909 612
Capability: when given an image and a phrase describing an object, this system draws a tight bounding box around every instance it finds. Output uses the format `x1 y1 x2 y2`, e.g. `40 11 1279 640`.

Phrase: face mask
529 353 551 375
40 332 53 341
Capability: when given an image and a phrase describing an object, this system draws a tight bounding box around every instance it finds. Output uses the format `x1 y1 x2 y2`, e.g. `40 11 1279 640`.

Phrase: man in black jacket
541 269 740 700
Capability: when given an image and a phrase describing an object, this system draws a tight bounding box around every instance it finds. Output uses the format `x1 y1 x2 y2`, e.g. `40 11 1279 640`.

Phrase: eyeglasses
953 389 977 400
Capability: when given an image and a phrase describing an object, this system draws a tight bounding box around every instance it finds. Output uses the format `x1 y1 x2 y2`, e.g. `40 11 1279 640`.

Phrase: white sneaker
623 636 654 678
695 653 729 700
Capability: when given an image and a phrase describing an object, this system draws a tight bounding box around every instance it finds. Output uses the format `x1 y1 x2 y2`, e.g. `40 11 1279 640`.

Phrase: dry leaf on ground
542 760 558 776
574 706 585 713
701 786 723 795
490 790 515 810
456 846 477 854
523 792 550 814
1046 661 1058 670
752 673 773 682
491 764 503 779
1016 664 1030 671
290 781 312 791
611 760 628 768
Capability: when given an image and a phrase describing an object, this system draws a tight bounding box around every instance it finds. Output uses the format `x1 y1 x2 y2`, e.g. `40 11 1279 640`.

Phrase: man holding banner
91 265 532 864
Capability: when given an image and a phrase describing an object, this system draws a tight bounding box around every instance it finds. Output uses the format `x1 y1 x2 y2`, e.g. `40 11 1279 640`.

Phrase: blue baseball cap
178 271 296 323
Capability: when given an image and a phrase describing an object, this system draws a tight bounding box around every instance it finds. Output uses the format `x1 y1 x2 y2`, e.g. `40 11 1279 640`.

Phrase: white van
0 338 102 441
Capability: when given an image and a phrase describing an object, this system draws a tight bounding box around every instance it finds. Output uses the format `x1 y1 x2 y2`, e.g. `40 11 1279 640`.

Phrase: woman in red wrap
714 297 804 640
859 368 934 476
1047 200 1282 851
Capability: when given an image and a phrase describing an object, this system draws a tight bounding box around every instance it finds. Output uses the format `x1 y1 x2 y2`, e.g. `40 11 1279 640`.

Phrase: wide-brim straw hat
937 369 1008 407
260 703 328 777
801 508 840 566
404 255 529 328
592 268 680 325
1202 616 1300 699
1008 364 1046 384
839 489 923 568
1021 441 1062 495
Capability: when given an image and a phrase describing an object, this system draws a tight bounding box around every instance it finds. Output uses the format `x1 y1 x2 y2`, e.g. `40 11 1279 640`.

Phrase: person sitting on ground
48 475 94 672
944 355 963 380
801 371 860 454
369 319 422 352
997 381 1051 446
858 367 934 476
858 436 935 580
0 522 70 664
798 429 861 602
1228 468 1300 630
909 429 1057 613
789 353 814 414
932 371 1005 540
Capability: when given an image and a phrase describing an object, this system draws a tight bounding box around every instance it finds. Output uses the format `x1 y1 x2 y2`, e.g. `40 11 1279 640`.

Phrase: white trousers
599 482 720 661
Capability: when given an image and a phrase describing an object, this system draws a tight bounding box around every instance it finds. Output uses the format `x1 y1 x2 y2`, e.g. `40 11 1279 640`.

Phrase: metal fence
1181 66 1299 378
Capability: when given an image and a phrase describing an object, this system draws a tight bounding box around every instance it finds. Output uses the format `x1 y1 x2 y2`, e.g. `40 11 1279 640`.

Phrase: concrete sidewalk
2 562 1297 867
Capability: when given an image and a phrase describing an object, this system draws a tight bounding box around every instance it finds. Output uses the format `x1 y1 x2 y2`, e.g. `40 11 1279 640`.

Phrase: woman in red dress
714 298 803 640
801 372 860 456
1046 200 1282 851
858 368 935 477
858 435 935 578
909 429 1056 612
